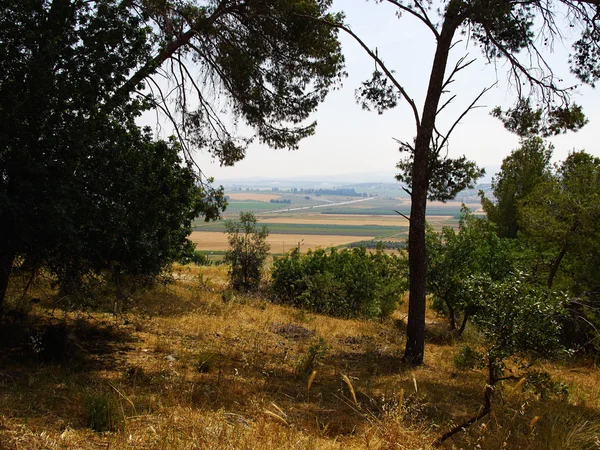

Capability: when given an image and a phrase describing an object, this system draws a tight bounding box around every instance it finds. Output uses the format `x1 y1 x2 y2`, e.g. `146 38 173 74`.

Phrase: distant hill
217 166 500 189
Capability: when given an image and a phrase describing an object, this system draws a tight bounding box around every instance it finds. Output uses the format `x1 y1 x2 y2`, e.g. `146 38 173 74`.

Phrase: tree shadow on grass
0 313 136 371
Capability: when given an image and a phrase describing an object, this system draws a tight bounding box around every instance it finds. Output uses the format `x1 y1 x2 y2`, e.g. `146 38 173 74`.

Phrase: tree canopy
0 0 346 310
480 137 554 238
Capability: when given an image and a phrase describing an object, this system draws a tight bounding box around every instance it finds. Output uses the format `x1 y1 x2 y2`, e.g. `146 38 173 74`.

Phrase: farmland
191 181 489 254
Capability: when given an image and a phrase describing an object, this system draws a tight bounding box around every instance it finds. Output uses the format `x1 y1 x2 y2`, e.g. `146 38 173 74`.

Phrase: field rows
189 231 374 252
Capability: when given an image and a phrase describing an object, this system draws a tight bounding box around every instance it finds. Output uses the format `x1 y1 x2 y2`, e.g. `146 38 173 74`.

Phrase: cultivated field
192 184 480 254
259 214 410 226
226 192 281 201
189 231 374 253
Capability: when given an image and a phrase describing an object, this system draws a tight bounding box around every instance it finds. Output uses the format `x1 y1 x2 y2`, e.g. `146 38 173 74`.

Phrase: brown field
226 192 280 201
189 231 374 252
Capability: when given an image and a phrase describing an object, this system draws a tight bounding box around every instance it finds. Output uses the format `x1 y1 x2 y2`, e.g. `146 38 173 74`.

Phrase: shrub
435 272 568 444
84 391 124 432
294 337 329 378
271 246 407 319
179 248 212 266
224 212 270 291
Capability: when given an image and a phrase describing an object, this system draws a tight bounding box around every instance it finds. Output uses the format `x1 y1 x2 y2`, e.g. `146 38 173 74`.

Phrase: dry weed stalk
308 370 317 392
264 410 289 427
507 378 526 400
342 374 358 405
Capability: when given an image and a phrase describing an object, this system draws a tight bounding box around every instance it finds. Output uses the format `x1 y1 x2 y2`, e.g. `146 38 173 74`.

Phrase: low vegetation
271 246 407 319
1 265 599 449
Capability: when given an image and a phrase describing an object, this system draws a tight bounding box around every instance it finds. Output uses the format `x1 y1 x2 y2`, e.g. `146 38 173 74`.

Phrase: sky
145 1 600 183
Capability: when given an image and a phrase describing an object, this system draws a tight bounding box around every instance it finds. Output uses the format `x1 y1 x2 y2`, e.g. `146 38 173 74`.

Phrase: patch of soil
338 335 374 347
269 322 314 340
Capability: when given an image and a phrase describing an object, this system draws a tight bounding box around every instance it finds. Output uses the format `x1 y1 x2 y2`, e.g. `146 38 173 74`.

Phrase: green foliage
140 0 346 165
454 345 485 371
396 147 485 202
84 391 124 432
426 207 515 333
356 70 398 114
518 151 600 351
0 0 227 308
179 246 212 267
224 212 270 291
294 337 330 378
271 246 407 319
480 137 553 238
492 98 588 137
519 151 600 289
524 370 569 399
467 271 567 380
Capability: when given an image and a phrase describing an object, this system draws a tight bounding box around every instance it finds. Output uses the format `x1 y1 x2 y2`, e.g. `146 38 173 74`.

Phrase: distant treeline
288 187 368 197
270 199 291 204
347 240 406 250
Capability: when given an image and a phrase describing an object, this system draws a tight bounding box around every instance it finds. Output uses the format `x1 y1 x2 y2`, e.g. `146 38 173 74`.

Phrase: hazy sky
150 1 600 183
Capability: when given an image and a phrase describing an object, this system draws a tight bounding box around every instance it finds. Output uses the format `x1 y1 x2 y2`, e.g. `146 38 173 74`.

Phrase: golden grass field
189 231 375 253
1 265 599 449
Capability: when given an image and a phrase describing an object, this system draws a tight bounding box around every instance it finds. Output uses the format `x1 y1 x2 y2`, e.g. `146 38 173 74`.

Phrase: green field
195 221 408 238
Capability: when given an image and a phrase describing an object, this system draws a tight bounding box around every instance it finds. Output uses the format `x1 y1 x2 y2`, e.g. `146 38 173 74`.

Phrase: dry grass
189 231 374 252
1 266 599 449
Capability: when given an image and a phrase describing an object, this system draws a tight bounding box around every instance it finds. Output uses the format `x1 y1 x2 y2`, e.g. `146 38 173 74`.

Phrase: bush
180 249 212 266
271 246 407 319
224 212 270 291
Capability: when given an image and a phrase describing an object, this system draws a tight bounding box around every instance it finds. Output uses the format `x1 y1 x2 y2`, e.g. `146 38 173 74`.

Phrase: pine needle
412 374 418 393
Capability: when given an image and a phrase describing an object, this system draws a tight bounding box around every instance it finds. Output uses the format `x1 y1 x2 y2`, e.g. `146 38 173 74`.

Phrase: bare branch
394 210 411 221
482 24 572 104
438 83 496 151
300 14 421 129
441 55 476 92
384 0 440 39
436 94 457 116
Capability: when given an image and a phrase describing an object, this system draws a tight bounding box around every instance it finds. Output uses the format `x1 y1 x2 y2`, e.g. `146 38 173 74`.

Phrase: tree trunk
548 238 569 289
446 299 457 330
404 178 428 364
403 9 462 365
434 356 495 446
458 311 470 336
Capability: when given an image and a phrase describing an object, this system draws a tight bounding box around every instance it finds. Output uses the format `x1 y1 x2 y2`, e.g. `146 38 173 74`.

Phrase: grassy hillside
0 266 599 449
